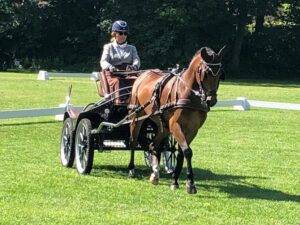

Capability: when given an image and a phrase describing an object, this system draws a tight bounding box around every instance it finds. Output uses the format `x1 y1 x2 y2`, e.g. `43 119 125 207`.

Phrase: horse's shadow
92 164 300 203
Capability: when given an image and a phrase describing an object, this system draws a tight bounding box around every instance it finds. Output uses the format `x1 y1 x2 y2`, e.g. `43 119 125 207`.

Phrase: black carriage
59 71 177 175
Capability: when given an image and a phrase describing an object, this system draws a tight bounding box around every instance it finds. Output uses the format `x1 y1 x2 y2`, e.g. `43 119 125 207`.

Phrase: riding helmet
112 20 129 32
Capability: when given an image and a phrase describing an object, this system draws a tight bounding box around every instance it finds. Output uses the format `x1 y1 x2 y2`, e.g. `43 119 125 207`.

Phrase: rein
175 73 206 101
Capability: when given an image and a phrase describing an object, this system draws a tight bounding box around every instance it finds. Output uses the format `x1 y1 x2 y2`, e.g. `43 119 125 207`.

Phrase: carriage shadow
92 164 300 203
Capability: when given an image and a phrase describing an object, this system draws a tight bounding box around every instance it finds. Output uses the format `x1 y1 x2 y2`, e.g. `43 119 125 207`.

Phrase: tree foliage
0 0 299 78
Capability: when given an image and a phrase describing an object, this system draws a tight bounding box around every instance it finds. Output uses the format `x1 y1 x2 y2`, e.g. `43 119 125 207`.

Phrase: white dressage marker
37 70 49 80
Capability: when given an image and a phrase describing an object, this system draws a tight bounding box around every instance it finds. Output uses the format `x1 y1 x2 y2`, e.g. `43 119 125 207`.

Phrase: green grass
0 72 99 110
0 72 299 225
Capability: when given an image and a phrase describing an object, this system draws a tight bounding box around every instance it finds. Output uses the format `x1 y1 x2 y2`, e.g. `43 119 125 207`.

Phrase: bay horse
128 47 225 194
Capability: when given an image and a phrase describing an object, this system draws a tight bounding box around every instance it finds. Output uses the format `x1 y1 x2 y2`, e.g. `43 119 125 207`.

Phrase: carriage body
60 71 177 174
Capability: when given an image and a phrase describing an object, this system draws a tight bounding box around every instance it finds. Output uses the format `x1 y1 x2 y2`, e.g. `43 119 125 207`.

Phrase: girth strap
175 97 209 112
152 72 176 109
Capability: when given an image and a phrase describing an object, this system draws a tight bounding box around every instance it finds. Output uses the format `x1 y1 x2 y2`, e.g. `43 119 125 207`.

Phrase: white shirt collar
113 40 127 48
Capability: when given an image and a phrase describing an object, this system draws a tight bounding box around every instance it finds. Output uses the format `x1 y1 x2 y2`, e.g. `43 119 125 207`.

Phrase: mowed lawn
0 72 299 225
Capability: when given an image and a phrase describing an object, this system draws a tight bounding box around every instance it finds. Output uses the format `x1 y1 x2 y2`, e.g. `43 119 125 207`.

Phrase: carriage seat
97 69 138 105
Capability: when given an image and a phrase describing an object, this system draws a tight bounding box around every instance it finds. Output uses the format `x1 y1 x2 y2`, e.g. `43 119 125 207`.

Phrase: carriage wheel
60 118 75 167
144 134 178 173
162 135 178 174
144 151 153 167
142 123 156 168
75 118 94 174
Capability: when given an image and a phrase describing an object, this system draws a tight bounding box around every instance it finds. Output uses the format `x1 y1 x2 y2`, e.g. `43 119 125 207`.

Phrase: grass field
0 72 299 225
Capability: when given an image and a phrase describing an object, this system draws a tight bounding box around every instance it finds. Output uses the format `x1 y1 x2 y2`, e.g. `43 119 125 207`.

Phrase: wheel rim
76 123 89 173
60 122 72 165
163 135 177 173
144 151 153 167
163 151 176 173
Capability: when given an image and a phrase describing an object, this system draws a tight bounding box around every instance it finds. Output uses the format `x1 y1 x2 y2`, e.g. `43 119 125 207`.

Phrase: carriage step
103 140 127 148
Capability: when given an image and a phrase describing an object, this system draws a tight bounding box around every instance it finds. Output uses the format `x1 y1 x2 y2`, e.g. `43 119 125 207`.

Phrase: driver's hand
109 66 117 72
126 65 134 71
126 65 138 71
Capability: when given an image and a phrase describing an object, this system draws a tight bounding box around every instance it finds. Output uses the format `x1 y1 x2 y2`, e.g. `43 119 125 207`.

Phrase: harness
128 69 210 120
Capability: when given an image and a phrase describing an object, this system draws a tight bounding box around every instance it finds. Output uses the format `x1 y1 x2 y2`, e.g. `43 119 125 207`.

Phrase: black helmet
112 20 129 32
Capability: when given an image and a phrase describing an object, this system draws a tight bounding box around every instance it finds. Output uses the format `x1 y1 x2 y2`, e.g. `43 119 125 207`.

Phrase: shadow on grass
92 164 299 203
202 183 300 202
195 169 300 202
92 164 151 180
0 120 59 127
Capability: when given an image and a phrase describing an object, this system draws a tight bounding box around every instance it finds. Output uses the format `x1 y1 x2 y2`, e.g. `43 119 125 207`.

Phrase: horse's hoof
170 184 179 191
186 184 197 194
149 173 159 185
128 169 135 178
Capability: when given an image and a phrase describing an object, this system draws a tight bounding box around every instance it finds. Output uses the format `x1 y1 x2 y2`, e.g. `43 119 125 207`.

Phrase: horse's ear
200 47 213 62
218 45 226 59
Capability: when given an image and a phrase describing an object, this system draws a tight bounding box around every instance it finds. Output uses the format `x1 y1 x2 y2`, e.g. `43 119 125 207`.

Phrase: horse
127 47 225 194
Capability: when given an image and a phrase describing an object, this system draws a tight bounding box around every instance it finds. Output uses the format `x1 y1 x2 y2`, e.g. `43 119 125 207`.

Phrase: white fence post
37 70 49 80
54 103 67 121
90 72 99 81
233 97 250 111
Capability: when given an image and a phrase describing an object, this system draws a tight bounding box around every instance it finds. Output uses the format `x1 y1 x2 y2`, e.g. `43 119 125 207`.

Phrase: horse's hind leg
149 120 168 185
128 119 143 177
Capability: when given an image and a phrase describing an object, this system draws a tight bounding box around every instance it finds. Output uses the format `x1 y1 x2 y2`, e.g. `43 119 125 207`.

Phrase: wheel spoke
79 132 84 142
82 155 86 168
65 126 69 136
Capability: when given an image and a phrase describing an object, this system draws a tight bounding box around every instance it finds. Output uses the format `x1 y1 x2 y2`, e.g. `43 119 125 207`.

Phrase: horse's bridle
200 61 222 77
175 58 222 104
197 59 222 102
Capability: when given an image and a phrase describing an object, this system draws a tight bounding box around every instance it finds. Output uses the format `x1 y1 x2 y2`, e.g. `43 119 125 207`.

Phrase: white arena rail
0 106 83 120
0 98 299 120
37 70 98 80
247 100 300 111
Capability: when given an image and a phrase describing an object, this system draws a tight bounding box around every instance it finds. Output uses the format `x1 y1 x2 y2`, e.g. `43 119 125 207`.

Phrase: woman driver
99 20 140 103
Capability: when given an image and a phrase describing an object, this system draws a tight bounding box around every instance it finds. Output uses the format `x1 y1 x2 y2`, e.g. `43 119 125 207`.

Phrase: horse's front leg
183 146 197 194
170 122 197 194
170 148 184 190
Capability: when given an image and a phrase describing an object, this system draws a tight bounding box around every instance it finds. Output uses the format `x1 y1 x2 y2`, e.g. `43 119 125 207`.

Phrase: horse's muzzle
206 95 217 107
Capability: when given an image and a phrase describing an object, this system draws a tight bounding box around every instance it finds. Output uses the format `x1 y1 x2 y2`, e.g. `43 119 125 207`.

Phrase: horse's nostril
206 96 212 101
207 98 217 107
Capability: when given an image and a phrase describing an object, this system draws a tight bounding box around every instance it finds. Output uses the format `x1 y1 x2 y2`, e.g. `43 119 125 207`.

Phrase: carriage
60 47 224 194
59 70 177 175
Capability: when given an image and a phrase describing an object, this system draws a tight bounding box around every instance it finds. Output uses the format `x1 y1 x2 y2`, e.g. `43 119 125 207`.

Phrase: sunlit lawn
0 72 299 225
